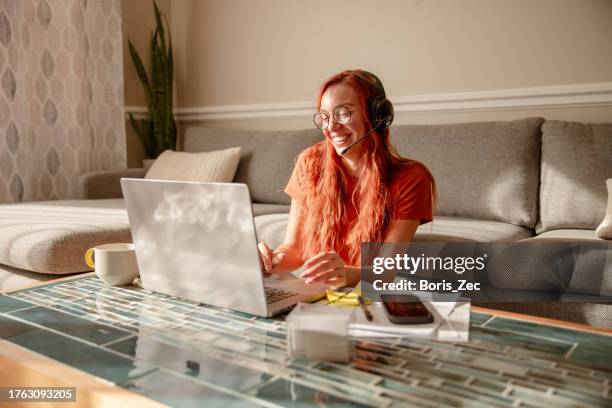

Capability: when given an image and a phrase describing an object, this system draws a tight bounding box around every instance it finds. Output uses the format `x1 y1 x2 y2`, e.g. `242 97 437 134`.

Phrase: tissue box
286 303 354 363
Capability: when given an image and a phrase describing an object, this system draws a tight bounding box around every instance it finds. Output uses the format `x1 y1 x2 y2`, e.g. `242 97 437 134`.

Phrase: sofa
0 117 610 326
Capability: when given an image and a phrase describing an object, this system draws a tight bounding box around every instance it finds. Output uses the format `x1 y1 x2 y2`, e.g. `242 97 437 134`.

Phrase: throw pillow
538 121 612 233
596 178 612 240
145 148 241 183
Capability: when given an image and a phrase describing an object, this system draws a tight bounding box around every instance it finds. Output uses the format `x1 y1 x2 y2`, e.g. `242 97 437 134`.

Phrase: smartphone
381 294 434 324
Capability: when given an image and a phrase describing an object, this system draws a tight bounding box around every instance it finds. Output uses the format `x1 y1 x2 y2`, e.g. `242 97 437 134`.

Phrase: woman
259 69 435 288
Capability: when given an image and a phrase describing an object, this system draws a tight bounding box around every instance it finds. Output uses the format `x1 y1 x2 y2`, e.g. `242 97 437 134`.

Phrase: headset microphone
339 126 379 155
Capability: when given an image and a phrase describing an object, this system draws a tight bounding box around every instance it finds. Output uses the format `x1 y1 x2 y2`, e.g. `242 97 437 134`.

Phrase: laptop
120 178 326 317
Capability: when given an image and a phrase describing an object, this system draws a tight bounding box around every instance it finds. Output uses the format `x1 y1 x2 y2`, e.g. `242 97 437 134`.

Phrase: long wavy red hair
298 70 429 266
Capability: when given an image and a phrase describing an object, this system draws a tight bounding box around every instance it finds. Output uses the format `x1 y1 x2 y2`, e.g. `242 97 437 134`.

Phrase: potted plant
128 0 176 170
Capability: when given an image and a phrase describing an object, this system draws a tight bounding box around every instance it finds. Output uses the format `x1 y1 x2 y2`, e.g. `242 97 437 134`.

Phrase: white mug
85 243 139 286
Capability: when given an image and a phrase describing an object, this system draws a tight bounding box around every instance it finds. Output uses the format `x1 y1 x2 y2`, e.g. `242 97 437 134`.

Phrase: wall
122 0 612 164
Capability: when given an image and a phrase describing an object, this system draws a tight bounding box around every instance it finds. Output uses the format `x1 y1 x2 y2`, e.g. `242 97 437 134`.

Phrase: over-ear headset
353 70 394 131
337 70 395 155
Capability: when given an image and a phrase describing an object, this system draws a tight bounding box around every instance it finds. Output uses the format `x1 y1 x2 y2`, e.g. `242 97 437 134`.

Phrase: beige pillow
596 178 612 239
145 148 241 183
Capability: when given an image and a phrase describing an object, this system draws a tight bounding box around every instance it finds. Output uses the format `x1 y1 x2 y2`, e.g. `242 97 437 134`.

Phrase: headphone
352 70 395 131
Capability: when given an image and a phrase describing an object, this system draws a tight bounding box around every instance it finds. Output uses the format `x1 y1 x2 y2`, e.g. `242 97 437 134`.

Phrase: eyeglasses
313 105 353 130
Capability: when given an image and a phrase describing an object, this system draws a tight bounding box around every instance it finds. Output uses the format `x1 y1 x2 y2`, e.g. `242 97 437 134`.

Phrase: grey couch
0 117 610 326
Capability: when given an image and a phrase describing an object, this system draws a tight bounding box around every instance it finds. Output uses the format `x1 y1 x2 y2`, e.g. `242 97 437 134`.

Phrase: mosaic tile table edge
0 275 610 408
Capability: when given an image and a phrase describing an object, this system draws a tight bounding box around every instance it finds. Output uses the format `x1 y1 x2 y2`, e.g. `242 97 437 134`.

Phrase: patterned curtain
0 0 126 203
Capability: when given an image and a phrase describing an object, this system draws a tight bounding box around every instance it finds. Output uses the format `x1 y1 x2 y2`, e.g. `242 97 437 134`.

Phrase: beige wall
122 0 612 164
171 0 612 105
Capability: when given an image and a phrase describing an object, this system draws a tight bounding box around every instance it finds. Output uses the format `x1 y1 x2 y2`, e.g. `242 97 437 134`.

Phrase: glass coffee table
0 274 611 407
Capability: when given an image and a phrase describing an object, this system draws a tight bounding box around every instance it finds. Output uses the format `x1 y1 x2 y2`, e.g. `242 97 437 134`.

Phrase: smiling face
319 83 368 156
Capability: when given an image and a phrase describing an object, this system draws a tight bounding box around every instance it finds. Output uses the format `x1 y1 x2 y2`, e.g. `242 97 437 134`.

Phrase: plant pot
142 159 155 172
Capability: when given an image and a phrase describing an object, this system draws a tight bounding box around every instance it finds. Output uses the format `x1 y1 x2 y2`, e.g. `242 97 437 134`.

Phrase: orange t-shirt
284 151 434 263
390 162 435 223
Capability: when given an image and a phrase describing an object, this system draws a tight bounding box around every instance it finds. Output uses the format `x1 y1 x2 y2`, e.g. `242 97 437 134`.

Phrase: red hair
298 70 428 266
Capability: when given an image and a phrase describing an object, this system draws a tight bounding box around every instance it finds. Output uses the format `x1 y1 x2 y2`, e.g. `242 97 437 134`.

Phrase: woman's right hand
258 242 286 273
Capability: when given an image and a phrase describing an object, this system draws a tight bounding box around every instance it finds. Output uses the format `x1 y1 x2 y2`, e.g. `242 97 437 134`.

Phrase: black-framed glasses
313 105 353 130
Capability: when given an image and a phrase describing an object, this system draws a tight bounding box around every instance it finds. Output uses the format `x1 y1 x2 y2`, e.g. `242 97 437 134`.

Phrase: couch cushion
145 148 241 183
254 213 289 249
414 216 534 242
596 178 612 239
0 199 130 274
486 229 611 298
252 214 533 245
525 229 602 242
252 203 290 217
537 121 612 233
183 127 322 205
391 117 544 228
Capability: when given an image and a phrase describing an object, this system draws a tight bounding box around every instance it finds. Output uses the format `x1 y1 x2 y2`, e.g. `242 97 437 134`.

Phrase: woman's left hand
299 251 347 287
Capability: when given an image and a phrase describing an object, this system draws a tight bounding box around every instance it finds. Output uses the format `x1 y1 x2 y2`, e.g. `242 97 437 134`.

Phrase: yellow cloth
325 288 372 307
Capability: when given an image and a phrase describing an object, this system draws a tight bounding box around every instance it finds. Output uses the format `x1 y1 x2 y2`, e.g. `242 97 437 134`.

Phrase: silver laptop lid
121 178 269 316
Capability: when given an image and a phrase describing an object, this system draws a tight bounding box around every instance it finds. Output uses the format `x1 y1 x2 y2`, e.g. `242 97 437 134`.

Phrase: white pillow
145 148 241 183
596 178 612 240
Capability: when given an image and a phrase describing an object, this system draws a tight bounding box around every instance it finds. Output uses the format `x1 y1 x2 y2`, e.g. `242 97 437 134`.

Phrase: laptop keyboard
264 287 298 304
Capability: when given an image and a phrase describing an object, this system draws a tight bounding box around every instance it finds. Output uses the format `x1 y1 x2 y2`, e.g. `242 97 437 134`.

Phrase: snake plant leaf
128 0 176 159
153 1 166 61
167 40 176 150
128 40 154 115
129 114 156 159
151 28 164 153
154 29 167 150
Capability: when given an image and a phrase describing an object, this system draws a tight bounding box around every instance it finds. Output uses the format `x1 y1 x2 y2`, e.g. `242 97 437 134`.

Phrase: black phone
381 294 434 324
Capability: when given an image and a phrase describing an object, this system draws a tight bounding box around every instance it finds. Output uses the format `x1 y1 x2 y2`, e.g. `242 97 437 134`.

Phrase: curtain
0 0 126 203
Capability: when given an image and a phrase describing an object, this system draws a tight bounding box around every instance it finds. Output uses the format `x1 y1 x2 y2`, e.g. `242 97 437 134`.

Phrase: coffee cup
85 243 139 286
